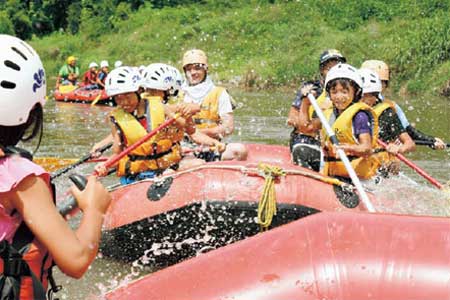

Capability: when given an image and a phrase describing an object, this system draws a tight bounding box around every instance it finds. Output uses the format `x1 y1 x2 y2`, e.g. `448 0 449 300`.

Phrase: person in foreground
0 34 111 299
300 63 381 181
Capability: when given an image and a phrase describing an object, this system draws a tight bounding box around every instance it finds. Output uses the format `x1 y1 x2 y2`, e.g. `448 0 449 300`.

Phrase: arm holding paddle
377 139 445 189
298 85 322 134
406 125 447 150
384 132 416 155
165 103 198 135
414 139 450 148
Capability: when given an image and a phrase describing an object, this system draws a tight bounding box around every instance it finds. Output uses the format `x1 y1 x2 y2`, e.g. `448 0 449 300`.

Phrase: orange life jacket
192 87 224 129
111 97 183 176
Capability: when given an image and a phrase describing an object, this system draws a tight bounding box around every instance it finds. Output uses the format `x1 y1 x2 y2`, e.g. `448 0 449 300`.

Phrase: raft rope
256 163 286 230
107 163 353 191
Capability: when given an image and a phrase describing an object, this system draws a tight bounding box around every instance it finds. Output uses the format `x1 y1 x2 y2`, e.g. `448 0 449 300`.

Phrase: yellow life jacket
371 99 399 167
111 97 183 176
322 102 381 180
301 91 332 138
373 99 396 117
308 90 332 118
192 86 225 129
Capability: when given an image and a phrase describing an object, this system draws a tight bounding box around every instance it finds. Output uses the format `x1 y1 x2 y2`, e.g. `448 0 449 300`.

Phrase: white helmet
359 68 382 94
167 66 184 95
325 63 363 94
89 62 98 68
0 34 46 126
182 49 208 68
138 65 146 73
105 66 141 97
141 63 176 91
100 60 109 68
114 60 123 68
361 60 389 81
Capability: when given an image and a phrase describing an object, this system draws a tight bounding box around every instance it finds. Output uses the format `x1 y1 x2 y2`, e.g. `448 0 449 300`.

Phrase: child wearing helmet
361 60 446 150
359 68 415 175
82 62 99 90
287 49 346 171
0 35 111 299
96 60 109 89
359 68 415 155
300 63 381 180
181 49 247 161
55 55 80 88
94 65 200 184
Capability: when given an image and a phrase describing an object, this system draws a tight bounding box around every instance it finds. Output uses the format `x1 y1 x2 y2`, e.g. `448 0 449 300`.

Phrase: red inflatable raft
104 211 450 300
100 144 379 268
53 86 114 105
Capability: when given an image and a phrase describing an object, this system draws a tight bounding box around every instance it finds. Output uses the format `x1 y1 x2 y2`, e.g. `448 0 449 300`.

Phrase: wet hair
0 104 43 149
326 78 362 102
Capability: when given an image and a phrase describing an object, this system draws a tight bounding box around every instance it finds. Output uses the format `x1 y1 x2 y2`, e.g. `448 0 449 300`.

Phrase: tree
67 2 82 34
0 11 15 35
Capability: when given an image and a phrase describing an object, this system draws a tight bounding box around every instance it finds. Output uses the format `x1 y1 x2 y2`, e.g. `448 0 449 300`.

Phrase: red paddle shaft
377 139 444 189
95 115 179 176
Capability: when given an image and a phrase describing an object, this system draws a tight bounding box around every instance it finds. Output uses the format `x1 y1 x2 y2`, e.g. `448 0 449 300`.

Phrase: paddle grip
58 174 88 216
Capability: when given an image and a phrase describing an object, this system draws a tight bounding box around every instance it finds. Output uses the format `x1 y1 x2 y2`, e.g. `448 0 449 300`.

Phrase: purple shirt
352 111 372 136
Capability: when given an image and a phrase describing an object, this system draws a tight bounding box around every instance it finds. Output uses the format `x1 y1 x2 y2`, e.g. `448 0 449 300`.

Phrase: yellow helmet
67 56 76 64
182 49 208 68
361 60 389 81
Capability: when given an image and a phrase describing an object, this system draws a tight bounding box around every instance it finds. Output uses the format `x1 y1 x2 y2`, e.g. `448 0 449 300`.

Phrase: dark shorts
290 132 322 172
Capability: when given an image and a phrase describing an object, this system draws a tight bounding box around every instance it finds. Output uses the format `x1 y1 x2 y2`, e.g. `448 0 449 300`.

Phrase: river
36 88 449 299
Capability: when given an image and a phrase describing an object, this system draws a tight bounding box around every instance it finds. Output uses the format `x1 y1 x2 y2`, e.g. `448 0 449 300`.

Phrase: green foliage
26 0 450 95
149 0 206 9
12 10 33 40
67 2 82 34
0 11 14 35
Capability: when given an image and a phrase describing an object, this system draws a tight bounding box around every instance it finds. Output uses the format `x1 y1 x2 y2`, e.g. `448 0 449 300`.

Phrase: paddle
307 94 376 212
414 140 450 148
57 113 181 215
58 85 77 94
377 139 445 189
35 157 108 172
90 92 103 106
50 142 112 180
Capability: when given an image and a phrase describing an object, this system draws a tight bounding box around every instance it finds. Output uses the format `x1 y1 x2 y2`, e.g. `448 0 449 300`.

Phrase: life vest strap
128 148 173 161
1 146 33 161
0 241 31 277
323 155 359 162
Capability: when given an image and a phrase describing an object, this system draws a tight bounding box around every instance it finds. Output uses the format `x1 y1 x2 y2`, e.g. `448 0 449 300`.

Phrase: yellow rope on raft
257 163 286 231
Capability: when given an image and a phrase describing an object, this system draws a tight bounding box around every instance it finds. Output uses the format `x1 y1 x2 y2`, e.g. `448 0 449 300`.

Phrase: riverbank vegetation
2 0 449 95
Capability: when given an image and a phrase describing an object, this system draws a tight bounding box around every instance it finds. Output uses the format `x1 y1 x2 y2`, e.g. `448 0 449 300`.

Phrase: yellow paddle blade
34 157 78 172
90 93 103 106
59 85 77 94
